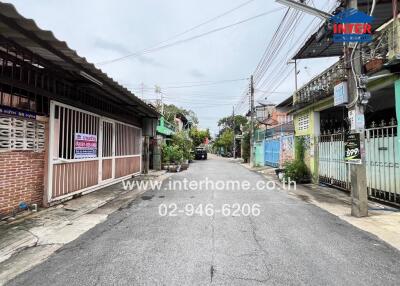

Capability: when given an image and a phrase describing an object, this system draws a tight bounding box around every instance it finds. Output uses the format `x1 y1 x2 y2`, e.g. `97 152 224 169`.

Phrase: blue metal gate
264 139 280 167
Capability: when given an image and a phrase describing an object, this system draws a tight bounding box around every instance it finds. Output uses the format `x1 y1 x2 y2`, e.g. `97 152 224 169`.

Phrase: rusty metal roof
293 0 395 59
0 2 159 118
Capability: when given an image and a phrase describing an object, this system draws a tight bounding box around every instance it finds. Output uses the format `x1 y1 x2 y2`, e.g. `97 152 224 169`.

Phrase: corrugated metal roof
293 0 395 59
0 2 159 118
276 96 293 108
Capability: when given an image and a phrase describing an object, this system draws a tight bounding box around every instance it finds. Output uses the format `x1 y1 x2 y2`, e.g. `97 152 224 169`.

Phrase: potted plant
162 144 184 172
171 131 192 171
365 57 384 73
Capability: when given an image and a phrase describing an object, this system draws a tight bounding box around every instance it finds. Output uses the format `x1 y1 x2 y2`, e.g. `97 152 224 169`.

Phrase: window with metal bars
297 114 310 131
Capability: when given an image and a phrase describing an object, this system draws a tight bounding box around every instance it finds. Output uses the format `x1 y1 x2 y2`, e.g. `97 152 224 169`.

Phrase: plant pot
167 164 182 172
364 58 384 73
181 163 189 170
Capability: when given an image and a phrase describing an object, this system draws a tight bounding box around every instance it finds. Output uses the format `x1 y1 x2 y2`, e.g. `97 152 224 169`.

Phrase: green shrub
162 144 183 164
172 131 193 161
283 137 310 182
241 132 250 163
283 160 309 182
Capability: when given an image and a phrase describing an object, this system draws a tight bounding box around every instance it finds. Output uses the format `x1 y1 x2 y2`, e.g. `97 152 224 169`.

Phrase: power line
97 7 284 65
96 0 257 66
162 78 248 89
157 0 258 45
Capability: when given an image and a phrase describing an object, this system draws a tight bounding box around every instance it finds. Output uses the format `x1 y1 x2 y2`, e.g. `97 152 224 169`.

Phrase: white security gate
318 132 350 190
365 124 400 206
47 101 141 203
318 126 400 206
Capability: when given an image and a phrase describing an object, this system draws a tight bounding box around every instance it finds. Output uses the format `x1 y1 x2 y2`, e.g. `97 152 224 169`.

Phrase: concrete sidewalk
0 170 169 284
239 162 400 251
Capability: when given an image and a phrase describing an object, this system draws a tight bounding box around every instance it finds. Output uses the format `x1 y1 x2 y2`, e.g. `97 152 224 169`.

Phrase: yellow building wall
293 98 333 181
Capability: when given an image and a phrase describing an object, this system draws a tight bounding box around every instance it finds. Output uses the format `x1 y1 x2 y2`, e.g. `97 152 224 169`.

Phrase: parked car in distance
195 147 207 160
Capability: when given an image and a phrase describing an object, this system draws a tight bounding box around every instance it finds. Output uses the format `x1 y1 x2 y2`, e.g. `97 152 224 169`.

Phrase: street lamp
275 0 332 20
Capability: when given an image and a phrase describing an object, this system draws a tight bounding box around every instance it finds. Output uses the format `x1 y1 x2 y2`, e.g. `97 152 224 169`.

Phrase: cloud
136 55 165 68
94 38 165 68
189 69 206 78
94 38 130 54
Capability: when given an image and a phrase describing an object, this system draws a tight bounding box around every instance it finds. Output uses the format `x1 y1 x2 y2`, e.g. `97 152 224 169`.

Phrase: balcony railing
164 120 177 132
293 19 399 110
293 60 347 109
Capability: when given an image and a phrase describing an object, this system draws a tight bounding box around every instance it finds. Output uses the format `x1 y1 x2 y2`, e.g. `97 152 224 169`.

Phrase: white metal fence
47 101 141 203
317 125 400 206
318 132 350 190
365 125 400 206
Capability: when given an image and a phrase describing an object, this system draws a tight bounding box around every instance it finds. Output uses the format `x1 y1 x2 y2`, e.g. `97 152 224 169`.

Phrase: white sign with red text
74 133 97 159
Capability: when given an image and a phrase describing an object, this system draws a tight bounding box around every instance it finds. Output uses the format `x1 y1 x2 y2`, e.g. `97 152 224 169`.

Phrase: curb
0 171 170 264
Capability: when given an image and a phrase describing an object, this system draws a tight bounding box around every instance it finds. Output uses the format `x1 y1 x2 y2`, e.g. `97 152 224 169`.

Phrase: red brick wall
0 151 45 218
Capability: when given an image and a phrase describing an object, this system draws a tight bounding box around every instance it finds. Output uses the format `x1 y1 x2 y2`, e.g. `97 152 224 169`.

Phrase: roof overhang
276 95 293 108
0 2 159 119
293 0 395 60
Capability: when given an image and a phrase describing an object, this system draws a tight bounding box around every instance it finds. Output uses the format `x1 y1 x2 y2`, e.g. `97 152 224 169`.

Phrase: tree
189 128 210 147
217 115 247 136
171 131 193 161
161 103 199 126
241 132 250 163
214 129 234 153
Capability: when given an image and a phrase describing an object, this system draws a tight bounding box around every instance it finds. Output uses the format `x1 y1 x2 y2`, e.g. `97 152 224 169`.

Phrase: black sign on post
345 133 362 164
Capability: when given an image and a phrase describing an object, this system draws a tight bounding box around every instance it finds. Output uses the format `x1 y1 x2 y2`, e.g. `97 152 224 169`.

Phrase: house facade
289 1 399 206
0 3 158 218
253 102 294 167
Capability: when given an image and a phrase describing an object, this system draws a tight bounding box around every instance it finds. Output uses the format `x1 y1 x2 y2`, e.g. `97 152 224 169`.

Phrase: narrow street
7 157 400 286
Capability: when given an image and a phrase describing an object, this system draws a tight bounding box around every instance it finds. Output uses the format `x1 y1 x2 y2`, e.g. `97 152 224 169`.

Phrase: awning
0 2 159 118
293 0 395 59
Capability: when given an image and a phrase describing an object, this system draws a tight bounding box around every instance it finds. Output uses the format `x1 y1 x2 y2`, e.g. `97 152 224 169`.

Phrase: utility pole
155 85 163 115
249 75 255 167
288 59 298 91
347 0 368 217
232 106 236 158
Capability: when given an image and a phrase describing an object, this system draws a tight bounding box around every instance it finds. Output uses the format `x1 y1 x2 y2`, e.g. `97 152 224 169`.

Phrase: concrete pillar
349 105 368 217
311 111 320 183
152 136 162 171
142 136 150 174
142 117 157 174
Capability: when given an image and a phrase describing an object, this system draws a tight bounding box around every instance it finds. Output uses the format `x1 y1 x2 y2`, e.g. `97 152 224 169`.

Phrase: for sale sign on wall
74 133 97 159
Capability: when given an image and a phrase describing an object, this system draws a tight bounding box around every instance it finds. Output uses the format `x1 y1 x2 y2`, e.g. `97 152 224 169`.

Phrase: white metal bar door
47 101 142 203
365 124 400 206
318 133 350 190
99 119 115 183
47 101 100 202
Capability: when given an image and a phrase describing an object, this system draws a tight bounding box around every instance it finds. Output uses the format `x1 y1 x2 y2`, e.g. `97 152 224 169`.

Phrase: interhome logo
331 8 373 43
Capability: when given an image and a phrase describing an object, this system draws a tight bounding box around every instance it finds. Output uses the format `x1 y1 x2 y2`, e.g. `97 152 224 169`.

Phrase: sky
7 0 339 135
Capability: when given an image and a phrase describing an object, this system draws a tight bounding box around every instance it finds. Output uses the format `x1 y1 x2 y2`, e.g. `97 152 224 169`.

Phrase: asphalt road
7 157 400 285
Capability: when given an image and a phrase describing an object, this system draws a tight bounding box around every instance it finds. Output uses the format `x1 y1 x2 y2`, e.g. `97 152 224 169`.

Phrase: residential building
0 3 158 218
289 1 399 205
253 102 295 167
